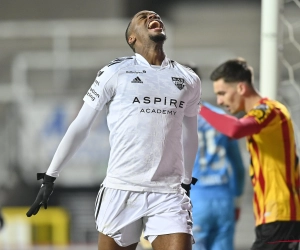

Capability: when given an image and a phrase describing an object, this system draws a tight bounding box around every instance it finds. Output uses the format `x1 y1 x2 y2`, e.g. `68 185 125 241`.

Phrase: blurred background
0 0 300 249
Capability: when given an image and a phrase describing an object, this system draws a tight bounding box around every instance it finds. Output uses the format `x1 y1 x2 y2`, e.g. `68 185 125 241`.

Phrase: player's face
130 10 166 44
213 78 243 114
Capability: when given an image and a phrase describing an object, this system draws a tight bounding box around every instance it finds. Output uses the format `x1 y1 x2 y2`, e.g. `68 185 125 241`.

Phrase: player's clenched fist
26 173 56 217
181 177 198 197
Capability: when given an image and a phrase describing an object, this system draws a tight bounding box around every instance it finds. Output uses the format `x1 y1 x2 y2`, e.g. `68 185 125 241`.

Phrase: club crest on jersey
172 77 185 90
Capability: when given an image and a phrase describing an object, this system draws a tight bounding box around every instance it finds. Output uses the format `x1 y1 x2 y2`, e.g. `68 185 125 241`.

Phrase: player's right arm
26 60 120 217
46 103 99 177
200 105 264 139
26 103 99 217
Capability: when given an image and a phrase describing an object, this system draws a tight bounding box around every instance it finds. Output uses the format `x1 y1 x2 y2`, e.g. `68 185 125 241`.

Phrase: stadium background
0 0 299 249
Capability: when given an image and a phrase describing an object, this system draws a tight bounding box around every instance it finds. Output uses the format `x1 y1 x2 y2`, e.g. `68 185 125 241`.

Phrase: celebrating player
26 10 201 250
200 58 300 250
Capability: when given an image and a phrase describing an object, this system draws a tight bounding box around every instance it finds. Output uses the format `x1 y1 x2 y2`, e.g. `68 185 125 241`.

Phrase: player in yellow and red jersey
200 58 300 250
245 98 300 225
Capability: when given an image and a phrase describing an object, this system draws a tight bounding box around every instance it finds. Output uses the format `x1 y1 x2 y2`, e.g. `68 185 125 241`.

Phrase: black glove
181 177 198 197
0 211 4 230
26 173 56 217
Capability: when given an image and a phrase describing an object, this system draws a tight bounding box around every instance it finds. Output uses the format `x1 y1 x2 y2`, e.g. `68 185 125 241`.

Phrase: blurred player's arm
200 105 262 139
227 139 246 221
182 115 198 186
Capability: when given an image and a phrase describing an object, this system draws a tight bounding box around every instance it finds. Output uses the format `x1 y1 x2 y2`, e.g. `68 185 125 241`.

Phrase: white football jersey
83 53 201 193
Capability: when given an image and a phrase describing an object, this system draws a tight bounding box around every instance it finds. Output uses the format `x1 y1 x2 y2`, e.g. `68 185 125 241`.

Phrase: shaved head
125 21 135 52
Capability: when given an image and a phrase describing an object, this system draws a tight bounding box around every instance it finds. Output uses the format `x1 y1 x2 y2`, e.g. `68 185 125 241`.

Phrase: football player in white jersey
26 10 201 250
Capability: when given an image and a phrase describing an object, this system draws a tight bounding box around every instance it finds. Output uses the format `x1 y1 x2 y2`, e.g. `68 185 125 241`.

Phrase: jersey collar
135 53 170 68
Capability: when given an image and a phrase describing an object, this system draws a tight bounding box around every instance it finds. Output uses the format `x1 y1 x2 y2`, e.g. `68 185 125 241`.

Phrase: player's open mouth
148 20 163 30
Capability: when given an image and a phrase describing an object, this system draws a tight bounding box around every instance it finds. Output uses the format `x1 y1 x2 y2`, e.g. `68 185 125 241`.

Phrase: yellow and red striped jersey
245 98 300 226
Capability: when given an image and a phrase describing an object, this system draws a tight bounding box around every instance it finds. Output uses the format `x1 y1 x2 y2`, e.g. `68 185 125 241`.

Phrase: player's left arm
182 115 198 185
181 70 201 189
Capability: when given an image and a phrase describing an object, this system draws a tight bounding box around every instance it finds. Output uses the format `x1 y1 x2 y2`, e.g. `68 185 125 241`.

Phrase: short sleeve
184 77 201 117
83 66 118 111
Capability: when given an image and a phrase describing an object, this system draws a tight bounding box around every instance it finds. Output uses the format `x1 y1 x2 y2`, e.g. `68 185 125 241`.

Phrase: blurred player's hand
26 173 56 217
0 211 4 229
181 177 197 197
235 207 241 221
234 196 242 221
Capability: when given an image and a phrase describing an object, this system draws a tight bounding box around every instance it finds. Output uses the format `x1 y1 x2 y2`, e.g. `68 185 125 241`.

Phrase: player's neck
136 46 165 66
244 91 263 113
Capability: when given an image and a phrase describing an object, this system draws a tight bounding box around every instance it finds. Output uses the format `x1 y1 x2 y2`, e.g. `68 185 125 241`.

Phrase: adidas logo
131 77 143 83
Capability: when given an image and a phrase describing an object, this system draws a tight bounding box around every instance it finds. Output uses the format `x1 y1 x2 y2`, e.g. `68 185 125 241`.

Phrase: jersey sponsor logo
198 175 228 185
248 103 270 123
132 96 185 108
94 80 100 86
86 92 95 101
126 70 146 74
86 87 100 101
89 88 100 98
171 77 186 90
249 109 265 121
140 108 177 115
131 77 143 83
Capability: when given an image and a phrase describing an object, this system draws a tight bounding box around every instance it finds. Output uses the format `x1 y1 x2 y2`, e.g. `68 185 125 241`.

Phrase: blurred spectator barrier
0 207 69 246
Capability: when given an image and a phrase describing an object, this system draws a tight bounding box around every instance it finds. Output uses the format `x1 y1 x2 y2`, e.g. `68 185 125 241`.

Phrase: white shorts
94 186 193 247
